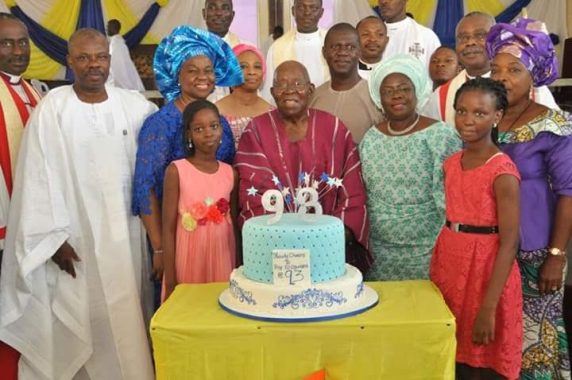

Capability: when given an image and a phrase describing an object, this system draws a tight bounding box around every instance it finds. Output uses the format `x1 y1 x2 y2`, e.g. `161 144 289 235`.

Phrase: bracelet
153 249 164 255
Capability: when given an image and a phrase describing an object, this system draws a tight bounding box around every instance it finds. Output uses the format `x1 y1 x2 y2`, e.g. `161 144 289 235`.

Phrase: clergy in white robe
0 28 157 380
356 15 388 81
377 1 440 67
261 0 330 102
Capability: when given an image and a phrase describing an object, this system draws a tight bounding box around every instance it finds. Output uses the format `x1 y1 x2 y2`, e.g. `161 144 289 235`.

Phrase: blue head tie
154 25 244 102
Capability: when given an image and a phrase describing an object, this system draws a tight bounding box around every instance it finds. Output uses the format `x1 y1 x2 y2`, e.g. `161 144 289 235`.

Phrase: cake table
150 280 456 380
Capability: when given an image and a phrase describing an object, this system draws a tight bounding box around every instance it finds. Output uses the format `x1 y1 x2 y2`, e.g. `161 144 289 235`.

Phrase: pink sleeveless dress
172 159 236 285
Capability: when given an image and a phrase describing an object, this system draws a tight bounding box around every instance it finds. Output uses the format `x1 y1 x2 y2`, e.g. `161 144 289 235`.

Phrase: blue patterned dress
132 101 235 215
359 122 461 280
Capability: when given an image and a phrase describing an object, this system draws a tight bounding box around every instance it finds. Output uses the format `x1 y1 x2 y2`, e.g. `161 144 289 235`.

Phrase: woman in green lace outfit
359 55 461 281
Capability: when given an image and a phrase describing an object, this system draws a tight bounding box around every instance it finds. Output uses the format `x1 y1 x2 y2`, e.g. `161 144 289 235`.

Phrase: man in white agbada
261 0 329 102
377 0 441 67
421 12 559 126
106 19 145 92
0 29 156 380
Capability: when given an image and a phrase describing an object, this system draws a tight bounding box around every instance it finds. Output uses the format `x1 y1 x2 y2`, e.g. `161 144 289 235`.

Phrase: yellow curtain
102 0 160 44
406 0 438 27
20 0 81 79
466 0 505 16
368 0 509 22
18 0 165 79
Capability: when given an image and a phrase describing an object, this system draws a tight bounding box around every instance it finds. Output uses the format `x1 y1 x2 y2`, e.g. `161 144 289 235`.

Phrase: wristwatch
549 247 567 257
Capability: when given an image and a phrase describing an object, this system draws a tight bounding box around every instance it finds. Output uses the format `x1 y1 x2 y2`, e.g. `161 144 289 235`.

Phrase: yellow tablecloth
150 281 456 380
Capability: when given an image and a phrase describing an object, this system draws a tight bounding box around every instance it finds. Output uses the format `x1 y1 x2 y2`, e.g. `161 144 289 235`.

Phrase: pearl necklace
387 114 420 136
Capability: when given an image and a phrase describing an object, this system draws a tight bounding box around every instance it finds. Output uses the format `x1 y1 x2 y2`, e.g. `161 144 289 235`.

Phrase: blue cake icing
242 214 345 284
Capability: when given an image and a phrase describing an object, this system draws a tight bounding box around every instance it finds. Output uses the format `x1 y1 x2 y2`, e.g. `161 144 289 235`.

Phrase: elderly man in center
236 60 373 273
309 23 383 144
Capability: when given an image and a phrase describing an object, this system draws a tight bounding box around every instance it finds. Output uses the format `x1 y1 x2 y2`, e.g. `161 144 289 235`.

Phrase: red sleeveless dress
430 151 523 379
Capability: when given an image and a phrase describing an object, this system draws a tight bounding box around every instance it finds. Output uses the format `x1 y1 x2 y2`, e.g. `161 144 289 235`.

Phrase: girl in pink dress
162 100 238 302
430 78 523 379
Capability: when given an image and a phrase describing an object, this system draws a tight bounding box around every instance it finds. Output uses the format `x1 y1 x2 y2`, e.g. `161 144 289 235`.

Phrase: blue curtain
496 0 531 23
76 0 106 33
124 2 161 48
10 6 68 65
433 0 464 47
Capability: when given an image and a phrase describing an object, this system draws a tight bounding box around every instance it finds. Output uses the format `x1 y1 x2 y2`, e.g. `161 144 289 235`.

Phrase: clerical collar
0 71 22 85
295 29 321 42
358 60 380 71
465 70 491 80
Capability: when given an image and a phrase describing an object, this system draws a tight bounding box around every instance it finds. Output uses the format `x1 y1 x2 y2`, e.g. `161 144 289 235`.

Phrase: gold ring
551 286 558 291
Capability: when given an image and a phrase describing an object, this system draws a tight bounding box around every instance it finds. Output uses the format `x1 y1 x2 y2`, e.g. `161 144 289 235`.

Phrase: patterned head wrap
154 25 244 102
232 43 267 81
486 18 559 87
368 54 431 111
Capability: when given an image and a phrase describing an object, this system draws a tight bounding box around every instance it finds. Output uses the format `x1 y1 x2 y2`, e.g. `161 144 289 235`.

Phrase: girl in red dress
430 77 522 379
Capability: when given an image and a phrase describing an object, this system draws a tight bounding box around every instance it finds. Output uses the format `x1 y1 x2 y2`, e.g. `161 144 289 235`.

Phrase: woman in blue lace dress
132 26 243 286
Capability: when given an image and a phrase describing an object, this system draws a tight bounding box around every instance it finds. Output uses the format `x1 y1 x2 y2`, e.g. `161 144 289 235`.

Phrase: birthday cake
218 213 378 321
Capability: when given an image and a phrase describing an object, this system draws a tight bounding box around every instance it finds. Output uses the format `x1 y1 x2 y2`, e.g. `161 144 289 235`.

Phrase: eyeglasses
456 32 488 44
380 86 413 98
272 81 309 93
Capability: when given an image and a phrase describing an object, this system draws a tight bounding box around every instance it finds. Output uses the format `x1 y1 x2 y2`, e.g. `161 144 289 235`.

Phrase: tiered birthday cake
218 213 379 321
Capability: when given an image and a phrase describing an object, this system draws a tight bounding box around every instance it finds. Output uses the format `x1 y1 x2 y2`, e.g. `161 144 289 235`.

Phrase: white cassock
260 29 329 103
0 85 157 380
108 35 145 92
382 16 441 67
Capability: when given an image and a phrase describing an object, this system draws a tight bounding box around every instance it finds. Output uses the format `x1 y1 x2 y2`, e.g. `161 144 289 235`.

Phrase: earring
188 140 193 149
492 123 498 129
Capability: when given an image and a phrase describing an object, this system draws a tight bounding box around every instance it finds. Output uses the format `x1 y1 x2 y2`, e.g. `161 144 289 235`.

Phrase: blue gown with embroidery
132 101 235 215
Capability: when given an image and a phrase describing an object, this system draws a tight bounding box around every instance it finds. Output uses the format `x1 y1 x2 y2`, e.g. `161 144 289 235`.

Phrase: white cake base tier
218 264 379 322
